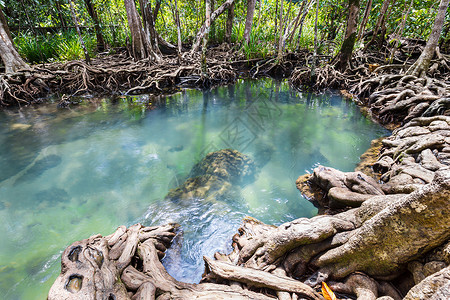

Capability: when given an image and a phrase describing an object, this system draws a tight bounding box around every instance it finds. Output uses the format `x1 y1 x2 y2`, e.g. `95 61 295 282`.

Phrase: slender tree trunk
296 0 314 51
0 9 29 73
171 0 183 63
55 0 68 29
388 0 413 63
84 0 106 51
356 0 372 42
335 0 360 71
275 0 279 35
69 0 91 64
210 0 215 42
243 0 256 44
153 0 161 20
311 0 319 82
191 0 236 52
407 0 450 77
225 2 235 43
276 0 284 60
365 0 391 49
202 0 211 76
288 0 308 44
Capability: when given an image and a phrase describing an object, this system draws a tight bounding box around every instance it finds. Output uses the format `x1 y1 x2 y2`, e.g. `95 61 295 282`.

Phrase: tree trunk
276 0 284 61
406 0 450 77
83 0 105 51
139 0 162 61
243 0 256 44
288 0 308 45
356 0 372 43
335 0 360 71
191 0 235 53
296 0 314 51
0 9 29 73
365 0 391 50
225 1 235 43
171 0 183 63
210 0 215 42
201 0 211 76
388 0 413 63
55 0 68 29
124 0 154 60
311 0 319 82
69 0 91 64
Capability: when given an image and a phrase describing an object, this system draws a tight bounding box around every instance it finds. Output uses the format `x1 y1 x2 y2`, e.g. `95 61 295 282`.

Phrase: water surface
0 79 389 299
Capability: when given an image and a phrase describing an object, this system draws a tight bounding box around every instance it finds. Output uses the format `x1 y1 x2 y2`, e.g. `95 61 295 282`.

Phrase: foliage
3 0 448 64
15 32 59 63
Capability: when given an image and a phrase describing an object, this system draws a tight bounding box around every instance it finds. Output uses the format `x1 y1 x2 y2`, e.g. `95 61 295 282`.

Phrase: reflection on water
0 79 389 298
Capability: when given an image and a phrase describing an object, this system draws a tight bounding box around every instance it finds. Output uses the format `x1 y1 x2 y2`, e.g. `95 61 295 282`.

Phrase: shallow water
0 79 389 299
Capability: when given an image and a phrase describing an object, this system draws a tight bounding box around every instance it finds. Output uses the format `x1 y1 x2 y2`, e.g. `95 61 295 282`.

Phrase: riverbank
0 45 308 108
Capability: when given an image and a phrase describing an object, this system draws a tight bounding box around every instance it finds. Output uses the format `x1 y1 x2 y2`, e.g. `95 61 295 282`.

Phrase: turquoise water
0 79 389 299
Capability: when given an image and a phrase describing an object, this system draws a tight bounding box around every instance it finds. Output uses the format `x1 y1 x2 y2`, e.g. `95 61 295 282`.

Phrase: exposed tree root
0 47 243 108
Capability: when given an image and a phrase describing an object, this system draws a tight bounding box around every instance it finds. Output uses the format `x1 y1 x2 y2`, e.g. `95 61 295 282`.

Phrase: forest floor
5 42 450 299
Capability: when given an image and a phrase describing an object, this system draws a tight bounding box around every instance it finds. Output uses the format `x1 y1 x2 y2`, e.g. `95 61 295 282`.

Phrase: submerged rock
165 149 256 203
14 155 62 185
34 188 70 204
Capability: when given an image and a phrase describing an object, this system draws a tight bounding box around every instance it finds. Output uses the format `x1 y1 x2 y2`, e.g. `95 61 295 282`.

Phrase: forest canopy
1 0 448 64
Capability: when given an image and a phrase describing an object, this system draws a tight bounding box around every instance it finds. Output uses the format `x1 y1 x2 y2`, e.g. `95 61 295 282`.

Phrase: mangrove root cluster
0 47 240 107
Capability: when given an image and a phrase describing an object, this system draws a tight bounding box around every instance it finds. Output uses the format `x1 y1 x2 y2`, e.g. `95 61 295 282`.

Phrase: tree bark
388 0 413 63
171 0 183 63
201 0 211 76
276 0 284 61
124 0 157 61
0 8 29 73
406 0 450 77
335 0 360 71
55 0 68 30
83 0 106 51
296 0 314 51
365 0 391 50
243 0 256 44
139 0 162 61
69 0 91 64
225 1 235 43
288 0 308 45
311 0 319 81
191 0 235 53
356 0 372 43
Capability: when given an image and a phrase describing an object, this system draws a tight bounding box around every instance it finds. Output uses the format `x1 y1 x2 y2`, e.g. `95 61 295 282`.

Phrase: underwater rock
14 155 62 185
168 145 184 152
165 149 256 203
34 188 70 204
10 123 32 131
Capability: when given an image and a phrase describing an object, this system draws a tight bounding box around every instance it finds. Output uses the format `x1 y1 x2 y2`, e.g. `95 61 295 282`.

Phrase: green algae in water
0 79 390 299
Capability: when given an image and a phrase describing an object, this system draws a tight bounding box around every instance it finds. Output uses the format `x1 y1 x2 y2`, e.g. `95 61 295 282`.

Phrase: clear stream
0 79 389 299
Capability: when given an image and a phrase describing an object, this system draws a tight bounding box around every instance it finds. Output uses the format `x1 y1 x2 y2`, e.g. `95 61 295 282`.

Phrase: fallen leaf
321 281 337 300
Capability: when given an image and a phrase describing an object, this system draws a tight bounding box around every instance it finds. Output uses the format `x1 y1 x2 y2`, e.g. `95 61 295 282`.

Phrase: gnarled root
352 73 449 126
219 168 449 298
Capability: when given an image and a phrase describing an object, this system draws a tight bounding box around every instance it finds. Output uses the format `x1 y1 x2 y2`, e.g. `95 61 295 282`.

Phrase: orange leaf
321 281 337 300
